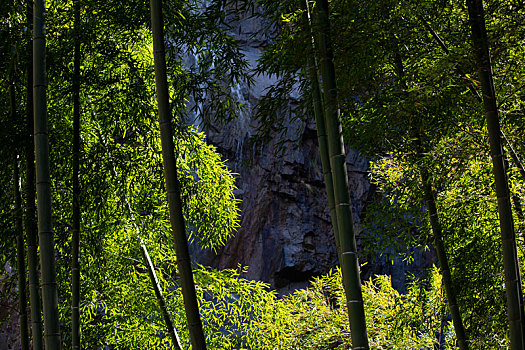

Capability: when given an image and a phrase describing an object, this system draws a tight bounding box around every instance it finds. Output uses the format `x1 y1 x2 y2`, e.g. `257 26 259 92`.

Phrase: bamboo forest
1 0 525 348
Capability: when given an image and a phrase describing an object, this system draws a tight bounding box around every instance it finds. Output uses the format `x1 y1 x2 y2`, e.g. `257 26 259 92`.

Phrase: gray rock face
0 302 20 350
194 116 373 288
188 6 435 289
186 8 374 287
0 265 20 350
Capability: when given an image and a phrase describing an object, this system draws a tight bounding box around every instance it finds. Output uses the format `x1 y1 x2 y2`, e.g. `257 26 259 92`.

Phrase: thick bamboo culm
25 1 43 347
312 0 369 348
466 0 525 348
149 0 207 348
33 0 61 348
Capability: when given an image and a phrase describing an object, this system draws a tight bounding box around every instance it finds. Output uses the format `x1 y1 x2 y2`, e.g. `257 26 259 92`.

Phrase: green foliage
362 126 514 347
56 123 240 346
61 257 456 349
245 267 452 349
361 154 427 262
2 0 525 348
38 0 244 347
432 131 508 348
176 129 241 249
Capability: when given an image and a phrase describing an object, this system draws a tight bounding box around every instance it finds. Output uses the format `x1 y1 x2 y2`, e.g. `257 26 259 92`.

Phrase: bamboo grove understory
2 0 525 348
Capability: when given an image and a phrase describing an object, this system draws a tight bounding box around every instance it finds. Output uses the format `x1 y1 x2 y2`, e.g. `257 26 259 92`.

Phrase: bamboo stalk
95 121 184 350
502 132 525 182
9 19 30 350
139 241 184 350
419 168 468 349
149 0 207 348
24 2 43 347
466 0 525 347
301 0 340 258
14 155 29 350
13 155 29 350
33 0 61 347
396 34 469 346
313 0 369 348
71 0 81 347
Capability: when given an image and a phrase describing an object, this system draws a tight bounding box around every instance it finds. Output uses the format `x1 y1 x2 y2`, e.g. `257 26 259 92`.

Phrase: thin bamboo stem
419 168 468 350
140 242 184 350
14 154 29 350
95 121 184 350
9 19 30 350
71 0 81 347
301 0 340 258
396 35 468 346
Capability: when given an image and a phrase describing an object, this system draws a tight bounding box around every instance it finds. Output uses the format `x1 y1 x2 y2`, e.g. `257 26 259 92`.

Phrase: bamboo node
41 281 57 286
330 153 344 160
341 251 356 256
44 333 61 337
347 299 363 304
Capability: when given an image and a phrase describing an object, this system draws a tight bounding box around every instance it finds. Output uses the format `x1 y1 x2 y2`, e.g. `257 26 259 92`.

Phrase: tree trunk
33 0 61 347
466 0 525 348
313 0 369 348
25 1 43 347
71 0 81 347
149 0 207 348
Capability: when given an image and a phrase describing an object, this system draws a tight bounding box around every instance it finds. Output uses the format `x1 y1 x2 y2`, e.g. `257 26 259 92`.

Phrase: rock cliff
188 6 435 291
